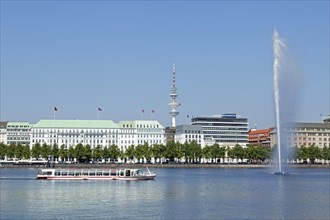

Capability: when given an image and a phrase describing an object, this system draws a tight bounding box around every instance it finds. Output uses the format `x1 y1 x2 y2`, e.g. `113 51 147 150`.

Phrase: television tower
168 63 181 127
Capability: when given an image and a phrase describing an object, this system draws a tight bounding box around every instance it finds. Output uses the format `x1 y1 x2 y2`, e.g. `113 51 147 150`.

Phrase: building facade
30 120 119 149
0 122 8 144
118 120 166 151
175 124 205 147
270 119 330 148
191 113 249 147
248 128 272 148
6 122 31 146
30 119 166 151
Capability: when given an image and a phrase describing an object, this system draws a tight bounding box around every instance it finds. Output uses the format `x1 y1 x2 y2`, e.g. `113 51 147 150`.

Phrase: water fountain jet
273 28 290 176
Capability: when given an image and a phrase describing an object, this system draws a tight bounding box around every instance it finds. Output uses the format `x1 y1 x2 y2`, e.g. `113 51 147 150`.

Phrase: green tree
210 144 225 163
164 141 179 162
14 144 23 159
202 145 212 163
125 145 135 163
255 145 269 163
68 146 75 162
109 144 120 161
245 145 257 163
141 143 152 163
102 146 110 162
59 144 68 161
22 145 31 159
93 145 103 161
85 145 92 162
0 143 7 159
51 144 59 159
31 143 42 159
135 145 144 162
298 146 308 163
41 143 51 159
7 144 15 159
151 144 165 163
229 144 245 163
321 146 330 164
307 145 322 164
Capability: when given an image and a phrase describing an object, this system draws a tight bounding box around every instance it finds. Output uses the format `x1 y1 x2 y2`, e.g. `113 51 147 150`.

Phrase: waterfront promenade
1 162 329 169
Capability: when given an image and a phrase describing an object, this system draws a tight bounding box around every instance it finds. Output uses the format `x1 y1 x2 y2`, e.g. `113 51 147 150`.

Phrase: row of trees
0 142 329 164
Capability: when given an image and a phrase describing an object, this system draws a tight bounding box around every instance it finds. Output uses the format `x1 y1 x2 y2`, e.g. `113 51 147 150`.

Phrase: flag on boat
98 107 102 111
142 109 144 113
152 110 155 113
54 107 58 111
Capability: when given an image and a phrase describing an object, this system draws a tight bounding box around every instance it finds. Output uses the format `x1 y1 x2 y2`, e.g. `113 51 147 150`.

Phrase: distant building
6 122 31 146
0 121 8 144
270 117 330 148
30 120 119 149
165 126 176 143
191 113 249 147
118 120 166 151
30 119 166 151
248 128 272 148
175 124 205 147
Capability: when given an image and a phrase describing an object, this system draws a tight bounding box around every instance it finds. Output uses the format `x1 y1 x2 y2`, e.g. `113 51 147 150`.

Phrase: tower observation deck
168 63 181 127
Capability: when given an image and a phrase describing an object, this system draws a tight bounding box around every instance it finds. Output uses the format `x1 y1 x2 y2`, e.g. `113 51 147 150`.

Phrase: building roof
271 122 330 130
33 120 118 129
118 120 164 128
7 122 31 128
293 122 330 129
249 128 272 134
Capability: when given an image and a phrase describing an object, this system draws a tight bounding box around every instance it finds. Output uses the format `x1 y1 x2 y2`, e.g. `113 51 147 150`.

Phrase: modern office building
175 124 205 147
6 122 31 146
248 128 272 148
0 122 8 144
270 118 330 148
191 113 249 147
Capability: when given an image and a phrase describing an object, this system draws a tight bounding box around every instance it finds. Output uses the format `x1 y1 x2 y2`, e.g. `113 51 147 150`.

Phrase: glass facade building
191 113 249 147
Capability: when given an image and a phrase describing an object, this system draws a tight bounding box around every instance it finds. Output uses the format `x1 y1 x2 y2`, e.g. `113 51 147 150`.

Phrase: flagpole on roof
98 107 102 120
151 110 155 120
54 107 58 120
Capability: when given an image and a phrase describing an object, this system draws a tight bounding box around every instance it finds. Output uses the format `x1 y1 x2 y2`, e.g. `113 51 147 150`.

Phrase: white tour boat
36 168 156 180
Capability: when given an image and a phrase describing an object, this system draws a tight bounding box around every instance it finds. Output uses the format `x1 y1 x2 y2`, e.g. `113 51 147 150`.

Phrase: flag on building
98 107 102 111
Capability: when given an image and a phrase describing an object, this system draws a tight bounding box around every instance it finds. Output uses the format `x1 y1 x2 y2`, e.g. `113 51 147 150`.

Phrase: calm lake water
0 167 329 220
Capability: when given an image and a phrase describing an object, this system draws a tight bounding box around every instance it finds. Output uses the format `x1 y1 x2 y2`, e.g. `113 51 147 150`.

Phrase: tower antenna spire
169 63 181 127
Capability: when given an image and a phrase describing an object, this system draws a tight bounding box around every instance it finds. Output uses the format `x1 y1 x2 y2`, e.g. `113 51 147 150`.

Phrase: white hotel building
119 120 166 150
30 119 165 151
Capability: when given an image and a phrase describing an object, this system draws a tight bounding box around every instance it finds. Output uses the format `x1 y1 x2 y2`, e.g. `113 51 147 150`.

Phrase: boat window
125 170 130 177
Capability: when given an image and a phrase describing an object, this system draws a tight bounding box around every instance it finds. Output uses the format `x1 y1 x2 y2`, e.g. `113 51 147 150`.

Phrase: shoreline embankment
1 163 329 169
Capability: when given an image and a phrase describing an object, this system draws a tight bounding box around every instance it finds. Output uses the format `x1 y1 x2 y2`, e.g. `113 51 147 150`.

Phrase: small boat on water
36 167 156 180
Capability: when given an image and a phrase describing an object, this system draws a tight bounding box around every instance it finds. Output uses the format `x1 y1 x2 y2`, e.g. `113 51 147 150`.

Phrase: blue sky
1 1 329 129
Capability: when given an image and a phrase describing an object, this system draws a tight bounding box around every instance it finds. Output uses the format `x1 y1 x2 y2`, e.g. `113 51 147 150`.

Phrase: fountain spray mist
272 28 302 175
273 28 285 173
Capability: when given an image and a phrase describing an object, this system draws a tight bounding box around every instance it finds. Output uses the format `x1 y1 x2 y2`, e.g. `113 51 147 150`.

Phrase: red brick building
248 128 273 148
